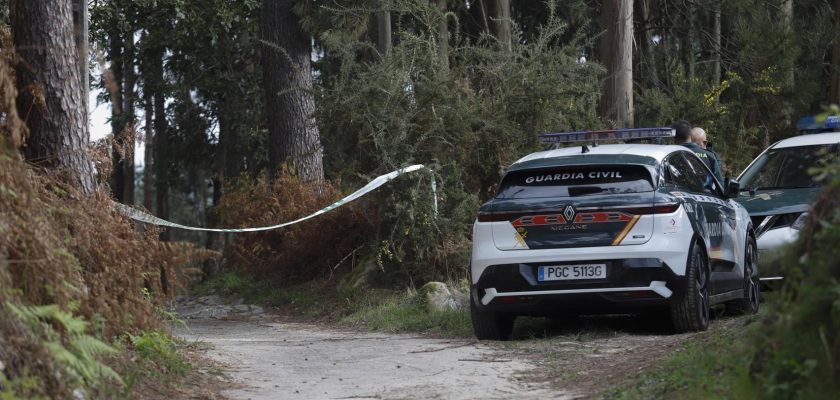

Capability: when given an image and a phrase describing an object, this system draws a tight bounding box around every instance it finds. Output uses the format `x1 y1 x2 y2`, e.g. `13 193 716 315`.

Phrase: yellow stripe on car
612 215 640 245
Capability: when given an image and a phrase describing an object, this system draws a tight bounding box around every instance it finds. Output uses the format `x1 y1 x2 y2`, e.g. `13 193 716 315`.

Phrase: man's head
673 120 692 143
691 127 708 148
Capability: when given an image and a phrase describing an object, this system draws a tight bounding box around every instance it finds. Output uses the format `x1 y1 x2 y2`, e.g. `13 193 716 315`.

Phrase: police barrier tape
115 164 436 232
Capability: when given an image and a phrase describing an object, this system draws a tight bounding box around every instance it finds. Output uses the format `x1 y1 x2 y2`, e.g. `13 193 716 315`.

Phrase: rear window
496 165 654 199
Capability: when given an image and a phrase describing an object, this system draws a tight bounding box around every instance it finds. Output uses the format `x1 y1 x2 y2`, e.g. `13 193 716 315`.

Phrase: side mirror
724 178 740 199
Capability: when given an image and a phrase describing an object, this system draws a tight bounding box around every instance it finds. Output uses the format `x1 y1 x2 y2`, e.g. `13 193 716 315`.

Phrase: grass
127 331 191 378
195 271 473 337
340 289 472 337
604 315 760 400
193 271 324 318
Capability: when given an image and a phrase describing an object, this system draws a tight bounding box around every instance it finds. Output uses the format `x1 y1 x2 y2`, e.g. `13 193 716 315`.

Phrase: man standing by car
672 120 724 184
691 127 725 183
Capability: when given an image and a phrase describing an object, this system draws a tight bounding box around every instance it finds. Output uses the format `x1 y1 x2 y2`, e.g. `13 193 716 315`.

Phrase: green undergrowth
339 290 471 337
125 331 190 382
195 271 472 337
193 271 324 317
605 316 760 400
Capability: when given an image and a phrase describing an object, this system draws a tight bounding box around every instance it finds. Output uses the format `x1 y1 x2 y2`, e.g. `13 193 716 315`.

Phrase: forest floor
170 295 744 399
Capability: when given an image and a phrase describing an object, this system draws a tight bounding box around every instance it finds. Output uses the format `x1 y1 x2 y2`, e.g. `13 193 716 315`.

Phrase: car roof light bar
796 115 840 133
538 127 676 144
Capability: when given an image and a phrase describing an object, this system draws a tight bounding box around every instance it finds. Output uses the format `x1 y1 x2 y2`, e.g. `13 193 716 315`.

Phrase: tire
470 291 515 341
670 241 711 332
727 237 760 315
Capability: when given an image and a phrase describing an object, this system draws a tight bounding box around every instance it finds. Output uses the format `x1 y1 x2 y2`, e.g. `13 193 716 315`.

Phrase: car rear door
668 152 741 293
484 164 657 250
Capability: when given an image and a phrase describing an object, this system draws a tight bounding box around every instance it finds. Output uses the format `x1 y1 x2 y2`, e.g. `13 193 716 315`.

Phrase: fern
5 302 124 387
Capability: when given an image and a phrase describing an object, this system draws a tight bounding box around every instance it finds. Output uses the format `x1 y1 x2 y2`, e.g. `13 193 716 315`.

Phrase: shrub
749 160 840 399
216 170 375 283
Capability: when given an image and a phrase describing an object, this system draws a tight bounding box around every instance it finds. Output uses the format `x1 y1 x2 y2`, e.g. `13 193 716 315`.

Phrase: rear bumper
472 258 686 314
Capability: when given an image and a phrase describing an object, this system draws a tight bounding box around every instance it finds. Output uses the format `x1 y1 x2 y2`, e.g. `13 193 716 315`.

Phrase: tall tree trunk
143 93 154 212
711 1 722 85
260 0 324 182
782 0 794 125
122 28 137 204
437 0 449 69
599 0 634 128
781 0 794 89
832 0 840 104
109 28 125 201
635 0 658 88
71 0 88 126
150 49 169 241
484 0 511 50
11 0 95 193
376 10 392 56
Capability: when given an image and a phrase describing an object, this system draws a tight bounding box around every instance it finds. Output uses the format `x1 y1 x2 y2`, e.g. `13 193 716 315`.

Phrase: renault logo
563 205 576 223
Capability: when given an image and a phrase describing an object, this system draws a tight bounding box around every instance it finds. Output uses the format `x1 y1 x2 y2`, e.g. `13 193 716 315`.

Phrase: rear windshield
496 165 654 199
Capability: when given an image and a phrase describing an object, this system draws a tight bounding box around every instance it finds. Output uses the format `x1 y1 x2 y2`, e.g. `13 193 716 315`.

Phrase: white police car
470 128 758 340
735 116 840 269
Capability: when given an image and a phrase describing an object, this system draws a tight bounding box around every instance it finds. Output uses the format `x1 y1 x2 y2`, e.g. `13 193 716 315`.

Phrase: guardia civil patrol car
470 128 759 340
735 116 840 268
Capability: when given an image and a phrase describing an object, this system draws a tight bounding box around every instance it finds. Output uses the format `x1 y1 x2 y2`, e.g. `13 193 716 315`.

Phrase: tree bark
781 0 794 125
376 10 392 56
143 92 153 212
150 48 169 241
484 0 511 50
599 0 634 128
122 29 137 204
11 0 95 193
109 27 125 201
260 0 324 182
71 0 88 126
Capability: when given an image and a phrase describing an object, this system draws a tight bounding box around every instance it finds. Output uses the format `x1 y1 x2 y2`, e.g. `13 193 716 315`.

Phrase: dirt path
173 297 700 399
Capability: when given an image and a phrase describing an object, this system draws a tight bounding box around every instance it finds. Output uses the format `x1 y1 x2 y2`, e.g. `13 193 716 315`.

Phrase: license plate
538 264 607 281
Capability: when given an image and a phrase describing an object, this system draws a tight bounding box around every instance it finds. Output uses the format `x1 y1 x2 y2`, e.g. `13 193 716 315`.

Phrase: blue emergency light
796 115 840 133
538 127 676 144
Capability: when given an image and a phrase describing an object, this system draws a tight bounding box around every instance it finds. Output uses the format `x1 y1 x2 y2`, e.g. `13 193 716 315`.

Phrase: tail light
477 203 679 222
613 203 680 215
477 212 520 222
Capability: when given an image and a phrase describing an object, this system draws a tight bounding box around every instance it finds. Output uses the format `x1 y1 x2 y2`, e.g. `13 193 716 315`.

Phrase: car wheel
470 291 515 341
670 241 710 332
727 237 760 315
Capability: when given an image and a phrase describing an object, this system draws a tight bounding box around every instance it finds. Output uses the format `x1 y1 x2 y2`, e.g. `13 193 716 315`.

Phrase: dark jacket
680 142 725 184
707 148 725 182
